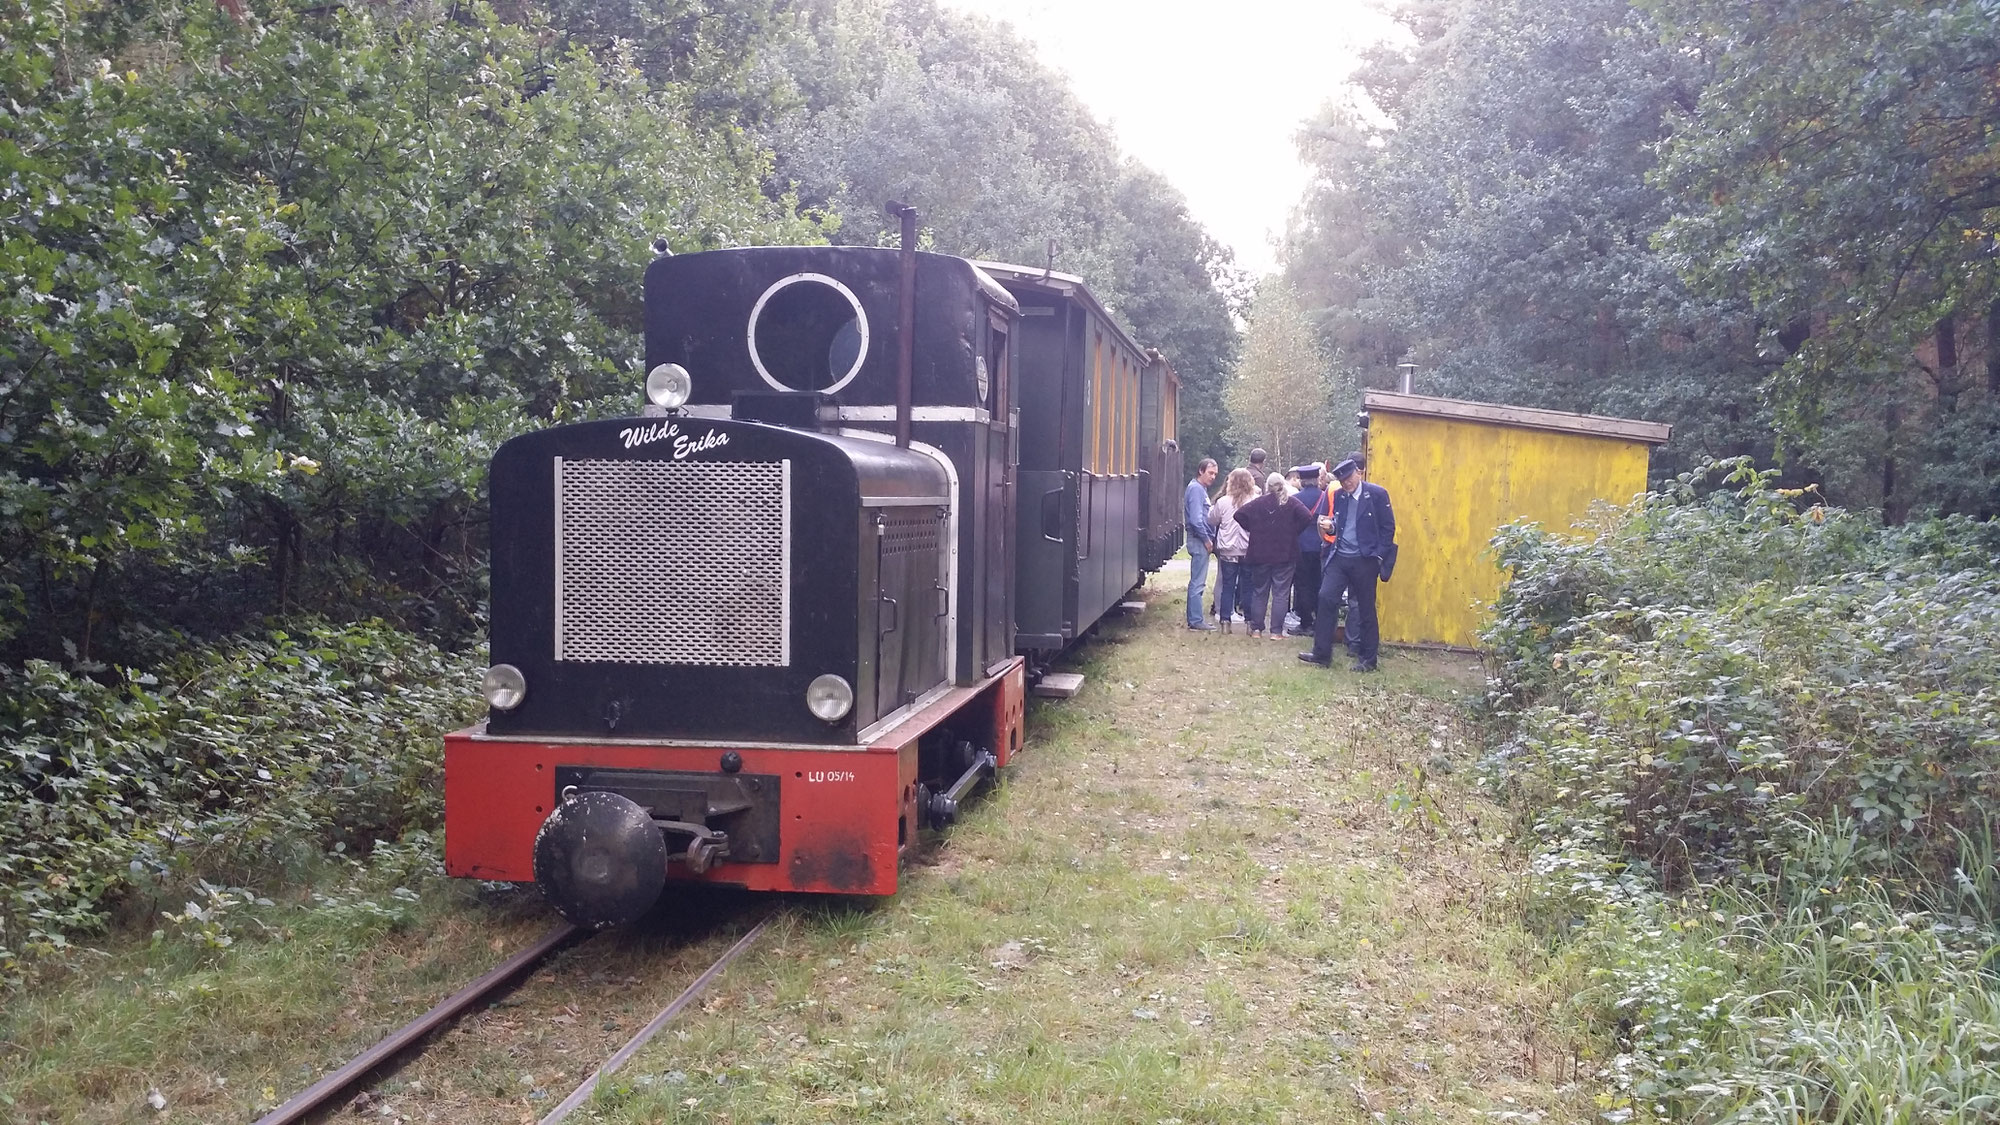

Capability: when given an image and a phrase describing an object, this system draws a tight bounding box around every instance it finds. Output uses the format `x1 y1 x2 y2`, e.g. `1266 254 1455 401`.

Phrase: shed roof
1363 390 1672 445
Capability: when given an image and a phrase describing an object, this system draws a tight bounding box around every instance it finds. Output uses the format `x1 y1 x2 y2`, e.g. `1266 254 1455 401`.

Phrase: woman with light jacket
1205 468 1257 633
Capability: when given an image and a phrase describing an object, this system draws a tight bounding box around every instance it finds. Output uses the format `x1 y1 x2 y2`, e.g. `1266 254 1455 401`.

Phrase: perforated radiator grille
554 458 790 665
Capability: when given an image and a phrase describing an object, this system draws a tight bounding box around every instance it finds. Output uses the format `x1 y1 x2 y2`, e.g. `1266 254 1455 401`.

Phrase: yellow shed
1363 390 1672 649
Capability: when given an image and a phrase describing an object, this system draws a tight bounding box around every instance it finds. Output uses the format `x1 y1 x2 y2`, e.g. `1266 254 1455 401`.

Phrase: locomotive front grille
553 457 791 666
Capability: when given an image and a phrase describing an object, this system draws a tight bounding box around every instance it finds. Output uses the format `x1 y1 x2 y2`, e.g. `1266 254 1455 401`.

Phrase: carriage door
983 309 1016 669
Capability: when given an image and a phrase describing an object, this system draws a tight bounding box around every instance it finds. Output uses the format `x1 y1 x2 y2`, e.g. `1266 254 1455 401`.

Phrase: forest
3 0 1998 1118
1252 0 2000 522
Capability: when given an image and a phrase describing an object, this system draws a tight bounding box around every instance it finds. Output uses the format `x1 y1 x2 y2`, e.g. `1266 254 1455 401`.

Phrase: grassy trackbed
1 572 1593 1124
579 572 1593 1124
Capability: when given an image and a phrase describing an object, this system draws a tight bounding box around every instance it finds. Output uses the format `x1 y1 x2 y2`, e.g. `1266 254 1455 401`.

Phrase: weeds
1484 460 2000 1121
0 621 482 973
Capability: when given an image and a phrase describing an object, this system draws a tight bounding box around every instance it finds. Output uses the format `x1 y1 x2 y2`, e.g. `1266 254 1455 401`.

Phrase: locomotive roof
972 260 1152 360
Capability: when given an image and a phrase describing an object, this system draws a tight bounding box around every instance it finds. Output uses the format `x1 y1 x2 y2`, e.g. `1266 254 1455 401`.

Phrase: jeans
1293 548 1323 630
1208 552 1240 616
1186 535 1212 626
1311 552 1381 663
1248 561 1295 634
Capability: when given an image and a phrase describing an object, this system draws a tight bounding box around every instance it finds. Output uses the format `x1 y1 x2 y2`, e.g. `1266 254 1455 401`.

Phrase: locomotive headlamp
481 663 528 711
806 674 854 723
645 362 692 409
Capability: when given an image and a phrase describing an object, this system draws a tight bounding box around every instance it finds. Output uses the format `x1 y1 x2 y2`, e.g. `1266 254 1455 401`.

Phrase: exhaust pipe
886 201 918 449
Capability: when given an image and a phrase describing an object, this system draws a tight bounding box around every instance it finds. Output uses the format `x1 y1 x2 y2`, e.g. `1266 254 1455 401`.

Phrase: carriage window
1095 335 1111 473
986 314 1009 410
747 273 869 394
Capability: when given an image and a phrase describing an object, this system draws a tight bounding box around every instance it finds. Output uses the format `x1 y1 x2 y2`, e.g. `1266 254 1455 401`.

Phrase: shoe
1221 620 1233 634
1188 622 1216 631
1297 652 1332 667
1286 624 1313 636
1269 633 1284 641
1248 629 1263 638
1350 659 1378 673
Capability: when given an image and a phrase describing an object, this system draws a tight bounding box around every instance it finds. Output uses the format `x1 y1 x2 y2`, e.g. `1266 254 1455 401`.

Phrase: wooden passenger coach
977 262 1183 654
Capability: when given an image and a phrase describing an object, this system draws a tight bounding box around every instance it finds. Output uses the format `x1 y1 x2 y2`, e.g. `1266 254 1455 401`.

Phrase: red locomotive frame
445 659 1025 896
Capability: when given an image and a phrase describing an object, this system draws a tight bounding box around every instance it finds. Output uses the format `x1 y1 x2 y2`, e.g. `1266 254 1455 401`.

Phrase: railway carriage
445 242 1182 927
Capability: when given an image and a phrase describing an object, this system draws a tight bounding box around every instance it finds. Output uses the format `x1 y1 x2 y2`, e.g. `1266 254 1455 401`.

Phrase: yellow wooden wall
1370 413 1652 647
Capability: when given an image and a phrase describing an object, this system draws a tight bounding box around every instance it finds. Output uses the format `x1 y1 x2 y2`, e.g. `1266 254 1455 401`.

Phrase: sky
936 0 1404 277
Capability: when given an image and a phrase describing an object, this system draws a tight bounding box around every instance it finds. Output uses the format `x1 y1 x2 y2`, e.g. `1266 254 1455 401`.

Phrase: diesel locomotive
443 233 1184 927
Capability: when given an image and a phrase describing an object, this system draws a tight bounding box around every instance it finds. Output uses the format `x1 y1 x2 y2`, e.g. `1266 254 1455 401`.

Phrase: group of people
1183 447 1395 673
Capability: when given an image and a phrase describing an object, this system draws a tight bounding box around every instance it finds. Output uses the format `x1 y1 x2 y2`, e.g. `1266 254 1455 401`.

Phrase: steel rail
538 916 773 1124
253 921 582 1125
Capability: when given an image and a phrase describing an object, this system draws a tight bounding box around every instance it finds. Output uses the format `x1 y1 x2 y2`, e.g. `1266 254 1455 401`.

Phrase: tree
1282 0 1776 487
756 0 1242 459
0 0 819 666
1648 0 2000 516
1224 281 1352 467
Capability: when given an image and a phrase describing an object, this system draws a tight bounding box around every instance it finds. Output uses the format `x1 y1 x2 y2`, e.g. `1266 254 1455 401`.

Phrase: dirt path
570 570 1591 1124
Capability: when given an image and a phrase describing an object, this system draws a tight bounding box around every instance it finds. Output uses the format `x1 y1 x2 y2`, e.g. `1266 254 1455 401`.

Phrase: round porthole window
746 273 869 394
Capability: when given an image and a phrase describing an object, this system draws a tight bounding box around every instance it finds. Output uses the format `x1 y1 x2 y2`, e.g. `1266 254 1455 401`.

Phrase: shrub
1481 460 2000 1118
1486 460 2000 889
0 621 481 966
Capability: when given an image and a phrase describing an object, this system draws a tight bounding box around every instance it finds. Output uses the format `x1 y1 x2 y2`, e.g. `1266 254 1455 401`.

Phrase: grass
1 572 1585 1123
571 572 1589 1123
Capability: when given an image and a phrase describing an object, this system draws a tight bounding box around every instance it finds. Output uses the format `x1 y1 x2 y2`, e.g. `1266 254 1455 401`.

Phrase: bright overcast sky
936 0 1404 277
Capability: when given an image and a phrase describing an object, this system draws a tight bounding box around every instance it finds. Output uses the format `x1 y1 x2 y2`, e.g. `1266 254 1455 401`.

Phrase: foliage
1283 0 2000 512
1487 460 2000 885
756 0 1244 461
0 621 481 969
1648 0 2000 517
1224 279 1354 466
0 0 821 669
1482 461 2000 1117
1284 0 1774 488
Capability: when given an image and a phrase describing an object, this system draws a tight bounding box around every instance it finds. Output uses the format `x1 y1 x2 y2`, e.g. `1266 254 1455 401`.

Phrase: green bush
1486 460 2000 889
0 622 480 966
1 0 823 666
1481 460 2000 1119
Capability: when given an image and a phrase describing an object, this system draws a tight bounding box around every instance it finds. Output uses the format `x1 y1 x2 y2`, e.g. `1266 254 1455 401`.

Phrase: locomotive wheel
532 791 667 929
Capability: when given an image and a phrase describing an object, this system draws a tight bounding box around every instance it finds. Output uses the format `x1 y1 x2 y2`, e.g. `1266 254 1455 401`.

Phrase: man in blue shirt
1298 455 1395 671
1183 458 1219 630
1289 464 1326 636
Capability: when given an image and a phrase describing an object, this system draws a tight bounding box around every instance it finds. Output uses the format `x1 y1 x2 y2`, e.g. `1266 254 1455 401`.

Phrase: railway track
254 916 772 1125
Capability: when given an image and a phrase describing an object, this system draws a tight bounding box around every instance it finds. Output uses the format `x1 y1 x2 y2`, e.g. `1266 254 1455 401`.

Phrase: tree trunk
1987 297 2000 395
1882 402 1901 524
1937 312 1959 411
79 556 108 665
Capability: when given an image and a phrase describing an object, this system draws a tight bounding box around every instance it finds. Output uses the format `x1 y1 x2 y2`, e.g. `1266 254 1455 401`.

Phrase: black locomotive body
445 245 1182 925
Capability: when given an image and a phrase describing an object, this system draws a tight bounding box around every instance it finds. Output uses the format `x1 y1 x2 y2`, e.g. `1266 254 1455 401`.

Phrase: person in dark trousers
1289 464 1326 636
1211 446 1268 622
1299 455 1395 672
1184 458 1219 630
1232 473 1315 639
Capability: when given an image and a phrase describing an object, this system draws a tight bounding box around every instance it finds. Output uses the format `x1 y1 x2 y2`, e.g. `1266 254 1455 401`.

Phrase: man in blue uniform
1184 458 1219 630
1289 464 1326 636
1298 455 1394 672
